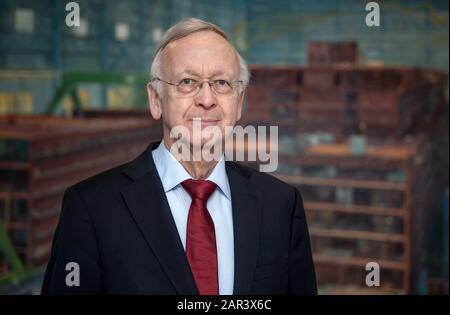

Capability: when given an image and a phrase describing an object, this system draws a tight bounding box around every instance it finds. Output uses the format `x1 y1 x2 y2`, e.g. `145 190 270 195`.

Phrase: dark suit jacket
41 140 317 295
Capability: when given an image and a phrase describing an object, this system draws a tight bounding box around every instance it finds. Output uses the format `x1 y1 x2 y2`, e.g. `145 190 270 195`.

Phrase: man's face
148 31 244 150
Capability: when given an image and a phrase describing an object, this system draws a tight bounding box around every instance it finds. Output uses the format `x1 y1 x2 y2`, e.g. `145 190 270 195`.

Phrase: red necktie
181 179 219 295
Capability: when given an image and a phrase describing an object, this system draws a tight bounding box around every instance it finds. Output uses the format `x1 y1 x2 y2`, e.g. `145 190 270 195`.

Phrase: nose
194 82 216 109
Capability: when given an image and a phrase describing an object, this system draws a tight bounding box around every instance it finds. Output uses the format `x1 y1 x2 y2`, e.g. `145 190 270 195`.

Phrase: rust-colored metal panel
0 115 162 269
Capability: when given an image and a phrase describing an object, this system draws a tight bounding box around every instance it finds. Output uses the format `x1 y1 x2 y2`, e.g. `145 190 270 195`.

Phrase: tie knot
181 179 217 201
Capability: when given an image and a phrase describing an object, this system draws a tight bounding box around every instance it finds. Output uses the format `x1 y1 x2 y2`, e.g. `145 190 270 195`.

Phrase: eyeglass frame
151 77 244 95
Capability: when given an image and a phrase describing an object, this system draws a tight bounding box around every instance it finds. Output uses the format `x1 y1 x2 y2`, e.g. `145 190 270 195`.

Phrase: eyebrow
176 69 231 78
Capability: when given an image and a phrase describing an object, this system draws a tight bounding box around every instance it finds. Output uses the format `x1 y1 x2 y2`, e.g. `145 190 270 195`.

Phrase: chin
191 133 223 147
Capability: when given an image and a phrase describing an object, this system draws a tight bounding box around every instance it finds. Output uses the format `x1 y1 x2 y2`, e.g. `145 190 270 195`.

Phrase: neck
179 159 217 180
162 138 220 180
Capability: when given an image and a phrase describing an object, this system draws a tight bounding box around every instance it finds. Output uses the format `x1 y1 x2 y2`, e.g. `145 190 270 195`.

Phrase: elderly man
42 18 316 295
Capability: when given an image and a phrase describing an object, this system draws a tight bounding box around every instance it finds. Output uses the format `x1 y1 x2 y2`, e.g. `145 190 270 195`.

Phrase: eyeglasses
152 77 243 95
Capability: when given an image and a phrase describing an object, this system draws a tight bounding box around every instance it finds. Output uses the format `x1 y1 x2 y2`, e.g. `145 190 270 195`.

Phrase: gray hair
149 17 250 95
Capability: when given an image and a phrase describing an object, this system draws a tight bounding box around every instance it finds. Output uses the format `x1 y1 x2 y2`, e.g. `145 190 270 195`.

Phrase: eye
215 79 229 86
179 78 195 86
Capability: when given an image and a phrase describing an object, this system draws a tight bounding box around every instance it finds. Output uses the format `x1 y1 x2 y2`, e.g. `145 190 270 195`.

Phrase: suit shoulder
227 161 296 195
70 161 131 196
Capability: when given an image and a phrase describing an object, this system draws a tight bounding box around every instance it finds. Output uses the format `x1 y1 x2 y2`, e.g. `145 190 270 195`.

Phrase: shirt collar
152 141 231 200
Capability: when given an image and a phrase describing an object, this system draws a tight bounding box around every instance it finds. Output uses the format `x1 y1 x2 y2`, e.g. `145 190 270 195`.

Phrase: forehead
161 31 239 78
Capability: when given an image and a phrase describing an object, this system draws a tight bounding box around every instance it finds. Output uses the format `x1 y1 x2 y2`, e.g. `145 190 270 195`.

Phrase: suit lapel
226 162 262 295
120 142 198 295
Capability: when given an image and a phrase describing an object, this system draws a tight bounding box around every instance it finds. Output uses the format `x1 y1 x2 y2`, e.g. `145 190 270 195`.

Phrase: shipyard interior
0 0 448 295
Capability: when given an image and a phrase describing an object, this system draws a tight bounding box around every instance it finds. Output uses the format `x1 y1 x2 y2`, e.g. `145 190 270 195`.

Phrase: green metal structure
0 221 31 287
46 72 149 114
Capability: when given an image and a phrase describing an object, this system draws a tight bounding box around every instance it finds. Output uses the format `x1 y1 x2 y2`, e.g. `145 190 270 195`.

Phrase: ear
236 90 245 122
147 83 162 120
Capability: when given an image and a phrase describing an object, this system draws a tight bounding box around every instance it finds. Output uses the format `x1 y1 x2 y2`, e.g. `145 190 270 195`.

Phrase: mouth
188 117 221 126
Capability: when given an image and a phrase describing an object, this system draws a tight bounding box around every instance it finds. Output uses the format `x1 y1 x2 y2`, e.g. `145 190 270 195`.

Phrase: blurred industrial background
0 0 448 295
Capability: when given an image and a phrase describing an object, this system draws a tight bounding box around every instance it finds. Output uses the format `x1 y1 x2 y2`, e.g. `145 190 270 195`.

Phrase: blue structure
0 0 448 113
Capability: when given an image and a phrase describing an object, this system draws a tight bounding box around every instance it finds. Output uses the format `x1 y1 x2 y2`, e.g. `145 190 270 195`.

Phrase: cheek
221 101 240 124
162 97 191 126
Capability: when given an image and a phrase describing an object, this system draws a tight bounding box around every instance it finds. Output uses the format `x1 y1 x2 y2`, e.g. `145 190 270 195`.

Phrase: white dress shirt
152 141 235 295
